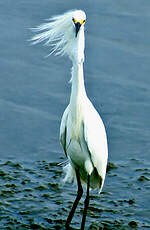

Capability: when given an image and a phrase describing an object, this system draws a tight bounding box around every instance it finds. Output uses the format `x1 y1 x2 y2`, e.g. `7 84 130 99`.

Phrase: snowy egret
31 10 108 230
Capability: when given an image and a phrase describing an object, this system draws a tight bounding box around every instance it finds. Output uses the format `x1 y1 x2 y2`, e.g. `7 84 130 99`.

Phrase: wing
83 101 108 184
60 105 69 156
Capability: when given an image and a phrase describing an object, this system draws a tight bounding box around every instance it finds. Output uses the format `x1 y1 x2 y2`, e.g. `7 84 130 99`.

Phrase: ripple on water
0 159 149 229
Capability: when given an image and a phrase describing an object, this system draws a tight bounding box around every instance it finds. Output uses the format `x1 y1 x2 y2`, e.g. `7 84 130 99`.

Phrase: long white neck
69 28 87 120
70 62 86 103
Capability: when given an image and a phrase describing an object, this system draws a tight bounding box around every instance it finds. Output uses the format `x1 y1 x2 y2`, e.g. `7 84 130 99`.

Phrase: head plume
31 10 86 58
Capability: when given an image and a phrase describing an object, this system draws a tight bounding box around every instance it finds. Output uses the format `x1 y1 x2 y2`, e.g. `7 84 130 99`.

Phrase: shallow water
0 0 150 229
0 160 149 229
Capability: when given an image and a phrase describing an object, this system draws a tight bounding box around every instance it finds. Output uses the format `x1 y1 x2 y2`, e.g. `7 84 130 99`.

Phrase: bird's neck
70 62 87 116
69 29 87 126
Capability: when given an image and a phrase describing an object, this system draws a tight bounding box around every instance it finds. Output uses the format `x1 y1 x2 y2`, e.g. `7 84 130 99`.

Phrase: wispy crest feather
31 10 75 56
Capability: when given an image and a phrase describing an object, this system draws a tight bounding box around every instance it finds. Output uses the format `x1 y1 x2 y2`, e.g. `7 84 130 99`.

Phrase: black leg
81 174 90 230
65 169 83 229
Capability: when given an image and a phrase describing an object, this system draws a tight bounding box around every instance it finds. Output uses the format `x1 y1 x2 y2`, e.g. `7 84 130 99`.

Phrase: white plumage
31 9 108 229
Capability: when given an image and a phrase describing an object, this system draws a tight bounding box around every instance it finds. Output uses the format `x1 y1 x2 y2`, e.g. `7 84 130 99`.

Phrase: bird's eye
80 19 86 25
72 18 79 24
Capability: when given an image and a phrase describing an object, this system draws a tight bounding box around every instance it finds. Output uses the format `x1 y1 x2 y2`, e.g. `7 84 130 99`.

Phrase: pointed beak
75 22 81 37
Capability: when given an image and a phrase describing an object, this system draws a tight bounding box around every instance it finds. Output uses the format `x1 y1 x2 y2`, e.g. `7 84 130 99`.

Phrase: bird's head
72 11 86 38
31 10 86 62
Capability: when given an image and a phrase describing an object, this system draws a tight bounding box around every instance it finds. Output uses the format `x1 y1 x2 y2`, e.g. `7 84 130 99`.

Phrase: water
0 0 150 229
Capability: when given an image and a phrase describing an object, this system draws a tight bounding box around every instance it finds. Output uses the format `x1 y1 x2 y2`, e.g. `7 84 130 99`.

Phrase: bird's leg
81 174 90 230
65 169 83 229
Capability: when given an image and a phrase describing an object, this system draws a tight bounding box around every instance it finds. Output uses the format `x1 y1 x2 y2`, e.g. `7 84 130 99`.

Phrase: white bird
31 10 108 230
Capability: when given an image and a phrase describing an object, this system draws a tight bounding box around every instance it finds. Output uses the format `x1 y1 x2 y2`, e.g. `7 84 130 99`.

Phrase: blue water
0 0 150 229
